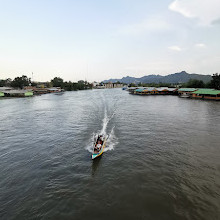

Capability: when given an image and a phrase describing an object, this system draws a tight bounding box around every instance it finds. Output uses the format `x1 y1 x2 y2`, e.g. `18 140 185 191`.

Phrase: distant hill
103 71 212 84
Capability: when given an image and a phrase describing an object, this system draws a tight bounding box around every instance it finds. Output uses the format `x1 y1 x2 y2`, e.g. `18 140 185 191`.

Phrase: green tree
31 81 37 87
11 75 30 89
77 80 85 90
205 81 212 88
0 78 12 87
0 79 6 87
210 73 220 89
63 81 74 91
51 77 64 88
128 83 136 87
185 79 205 88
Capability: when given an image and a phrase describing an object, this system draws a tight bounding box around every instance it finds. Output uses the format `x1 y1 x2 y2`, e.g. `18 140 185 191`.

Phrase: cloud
169 0 220 25
168 46 183 51
195 43 206 48
118 16 170 35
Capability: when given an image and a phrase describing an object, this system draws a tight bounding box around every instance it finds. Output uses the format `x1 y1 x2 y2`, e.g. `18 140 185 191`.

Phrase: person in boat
94 141 101 152
97 143 101 150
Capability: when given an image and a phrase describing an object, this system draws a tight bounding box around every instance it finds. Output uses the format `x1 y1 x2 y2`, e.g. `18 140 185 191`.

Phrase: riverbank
127 87 220 101
0 86 65 98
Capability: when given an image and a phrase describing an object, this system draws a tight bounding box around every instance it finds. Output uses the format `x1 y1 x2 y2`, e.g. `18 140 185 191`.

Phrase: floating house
178 88 197 98
134 88 147 95
156 87 178 95
132 87 177 95
47 87 63 93
128 87 139 94
0 87 12 91
142 87 158 95
32 88 49 94
192 89 220 101
0 91 4 97
0 87 33 97
3 90 33 97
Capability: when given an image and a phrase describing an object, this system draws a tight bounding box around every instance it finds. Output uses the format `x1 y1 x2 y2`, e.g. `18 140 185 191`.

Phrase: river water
0 89 220 220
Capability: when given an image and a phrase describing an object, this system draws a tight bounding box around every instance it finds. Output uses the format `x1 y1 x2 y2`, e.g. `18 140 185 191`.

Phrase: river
0 89 220 220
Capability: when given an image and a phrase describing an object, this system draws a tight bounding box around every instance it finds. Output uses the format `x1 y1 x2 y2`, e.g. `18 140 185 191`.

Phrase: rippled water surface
0 89 220 220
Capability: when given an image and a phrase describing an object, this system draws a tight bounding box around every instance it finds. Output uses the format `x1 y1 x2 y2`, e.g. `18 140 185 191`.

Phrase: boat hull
92 138 106 159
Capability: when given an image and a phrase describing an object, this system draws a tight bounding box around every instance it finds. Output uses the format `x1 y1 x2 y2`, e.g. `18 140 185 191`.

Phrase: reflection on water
0 89 220 220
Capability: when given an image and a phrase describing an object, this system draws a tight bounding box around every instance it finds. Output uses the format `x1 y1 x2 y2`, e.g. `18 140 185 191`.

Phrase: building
3 89 33 97
127 87 139 94
178 88 197 98
192 89 220 101
47 87 63 93
0 87 33 97
146 87 158 94
104 82 124 89
92 82 99 87
156 87 178 95
134 88 147 95
113 83 124 88
133 87 178 95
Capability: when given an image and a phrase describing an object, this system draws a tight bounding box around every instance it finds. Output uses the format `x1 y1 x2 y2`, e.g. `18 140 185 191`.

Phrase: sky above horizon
0 0 220 82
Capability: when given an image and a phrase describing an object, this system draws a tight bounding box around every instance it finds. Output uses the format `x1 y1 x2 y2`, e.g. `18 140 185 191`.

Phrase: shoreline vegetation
0 76 93 91
0 76 93 98
0 73 219 99
0 76 124 98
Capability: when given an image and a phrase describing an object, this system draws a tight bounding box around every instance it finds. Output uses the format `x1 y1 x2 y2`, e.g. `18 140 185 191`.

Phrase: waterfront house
128 87 139 94
32 88 49 94
142 87 158 95
192 89 220 101
178 88 197 98
0 87 13 91
47 87 62 93
156 87 178 95
134 88 146 95
0 87 33 97
3 89 33 97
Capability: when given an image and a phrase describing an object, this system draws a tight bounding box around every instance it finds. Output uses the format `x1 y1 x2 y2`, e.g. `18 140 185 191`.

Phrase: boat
179 92 190 98
92 135 107 159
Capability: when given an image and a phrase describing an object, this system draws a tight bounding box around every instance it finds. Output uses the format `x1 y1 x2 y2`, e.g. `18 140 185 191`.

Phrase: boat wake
100 108 115 135
86 108 118 153
104 126 118 152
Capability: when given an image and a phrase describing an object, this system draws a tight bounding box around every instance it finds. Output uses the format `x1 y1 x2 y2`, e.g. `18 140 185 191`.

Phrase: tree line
1 73 220 90
51 77 93 91
0 76 93 91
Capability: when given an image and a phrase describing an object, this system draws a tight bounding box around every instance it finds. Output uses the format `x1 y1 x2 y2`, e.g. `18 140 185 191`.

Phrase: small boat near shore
92 135 107 159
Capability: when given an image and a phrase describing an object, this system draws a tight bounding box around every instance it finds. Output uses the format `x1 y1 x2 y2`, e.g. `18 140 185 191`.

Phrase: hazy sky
0 0 220 82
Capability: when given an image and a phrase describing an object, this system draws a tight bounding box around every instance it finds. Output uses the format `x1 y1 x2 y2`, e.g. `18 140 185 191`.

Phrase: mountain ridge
103 71 212 84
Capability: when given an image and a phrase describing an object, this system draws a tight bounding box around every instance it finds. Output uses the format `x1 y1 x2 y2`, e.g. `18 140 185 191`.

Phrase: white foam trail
104 126 118 152
86 107 117 153
100 108 108 135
